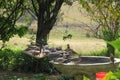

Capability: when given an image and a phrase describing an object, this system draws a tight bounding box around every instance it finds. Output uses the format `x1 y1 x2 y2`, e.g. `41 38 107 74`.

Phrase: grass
1 1 106 54
0 72 90 80
0 26 106 54
48 26 106 53
49 26 88 39
0 71 90 80
61 2 92 24
0 36 30 50
0 71 59 80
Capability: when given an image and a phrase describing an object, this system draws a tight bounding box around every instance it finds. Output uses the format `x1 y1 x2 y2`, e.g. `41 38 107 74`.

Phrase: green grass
85 49 108 56
0 72 59 80
0 36 30 50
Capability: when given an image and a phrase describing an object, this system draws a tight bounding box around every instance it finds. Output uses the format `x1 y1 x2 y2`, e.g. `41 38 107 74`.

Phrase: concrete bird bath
24 45 120 80
50 56 120 80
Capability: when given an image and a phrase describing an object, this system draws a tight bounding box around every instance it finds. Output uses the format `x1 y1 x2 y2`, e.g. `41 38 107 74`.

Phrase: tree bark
35 0 64 47
36 24 49 46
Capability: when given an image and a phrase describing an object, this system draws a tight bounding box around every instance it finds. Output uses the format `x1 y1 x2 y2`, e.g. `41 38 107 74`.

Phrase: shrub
0 73 47 80
0 48 57 74
32 74 46 80
57 75 75 80
91 49 108 56
103 71 120 80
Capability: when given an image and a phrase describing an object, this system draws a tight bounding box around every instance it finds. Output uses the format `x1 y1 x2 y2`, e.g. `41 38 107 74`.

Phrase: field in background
48 26 106 53
48 2 106 54
0 1 106 54
0 26 106 54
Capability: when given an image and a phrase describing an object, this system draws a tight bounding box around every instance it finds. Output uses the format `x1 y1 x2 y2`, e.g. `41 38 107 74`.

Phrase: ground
48 39 106 53
0 71 59 80
0 36 106 54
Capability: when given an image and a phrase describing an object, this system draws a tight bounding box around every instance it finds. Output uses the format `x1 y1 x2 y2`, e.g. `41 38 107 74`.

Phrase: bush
103 71 120 80
57 75 75 80
91 49 108 56
0 73 47 80
32 74 46 80
0 48 56 73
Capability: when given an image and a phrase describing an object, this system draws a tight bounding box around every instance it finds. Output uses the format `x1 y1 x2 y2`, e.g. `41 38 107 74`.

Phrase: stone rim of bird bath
50 56 120 66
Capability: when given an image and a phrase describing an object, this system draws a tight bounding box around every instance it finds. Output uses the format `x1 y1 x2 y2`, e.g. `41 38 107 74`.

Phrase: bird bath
24 45 120 80
50 56 120 80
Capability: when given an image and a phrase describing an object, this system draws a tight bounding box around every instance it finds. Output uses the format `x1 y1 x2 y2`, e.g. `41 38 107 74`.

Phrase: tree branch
0 0 24 35
23 6 37 20
48 0 64 29
98 6 110 31
31 0 38 17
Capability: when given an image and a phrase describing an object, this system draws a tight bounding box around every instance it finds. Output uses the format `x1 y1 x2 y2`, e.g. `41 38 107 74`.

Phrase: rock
32 50 40 56
49 47 56 52
43 45 49 50
56 46 62 51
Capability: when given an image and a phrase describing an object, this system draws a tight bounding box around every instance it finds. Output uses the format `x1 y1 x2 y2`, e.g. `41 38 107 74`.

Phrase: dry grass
48 39 106 54
0 36 106 54
61 2 91 24
0 36 30 50
47 2 106 53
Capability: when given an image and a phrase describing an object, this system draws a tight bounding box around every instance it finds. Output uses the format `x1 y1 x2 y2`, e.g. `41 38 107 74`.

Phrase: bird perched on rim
110 53 114 64
65 44 77 56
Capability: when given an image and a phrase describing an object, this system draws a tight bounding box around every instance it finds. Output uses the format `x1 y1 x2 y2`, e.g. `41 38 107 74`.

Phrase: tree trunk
36 1 47 47
106 43 115 56
36 21 50 53
35 0 64 47
36 19 50 46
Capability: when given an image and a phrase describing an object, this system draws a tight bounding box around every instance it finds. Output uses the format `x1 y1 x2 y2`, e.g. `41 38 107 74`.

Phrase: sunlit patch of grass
0 36 30 50
114 50 120 58
74 49 107 56
48 38 106 54
49 26 92 40
88 49 108 56
0 27 106 54
61 1 91 24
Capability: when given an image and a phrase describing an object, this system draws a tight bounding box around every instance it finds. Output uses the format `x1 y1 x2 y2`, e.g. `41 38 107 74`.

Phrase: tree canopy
79 0 120 41
0 0 28 43
0 0 74 46
79 0 120 56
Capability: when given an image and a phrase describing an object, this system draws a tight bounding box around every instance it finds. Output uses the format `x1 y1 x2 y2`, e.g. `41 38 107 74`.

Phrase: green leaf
17 25 28 37
113 72 120 79
107 39 120 51
103 72 116 80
